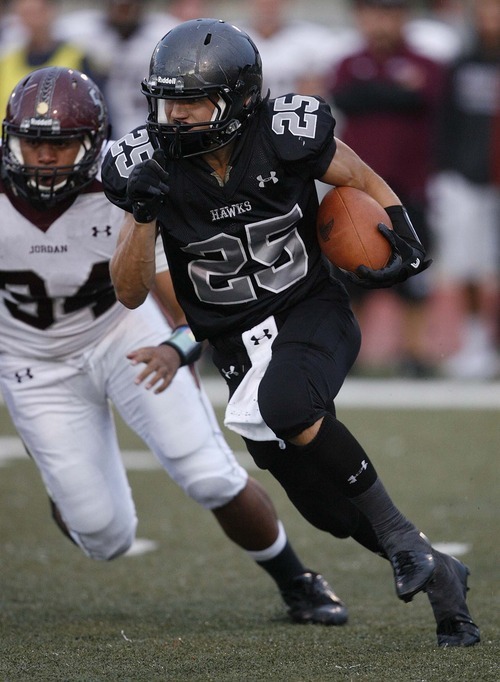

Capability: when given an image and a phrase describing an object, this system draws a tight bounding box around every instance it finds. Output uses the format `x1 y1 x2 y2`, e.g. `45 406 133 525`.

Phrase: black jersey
102 94 338 341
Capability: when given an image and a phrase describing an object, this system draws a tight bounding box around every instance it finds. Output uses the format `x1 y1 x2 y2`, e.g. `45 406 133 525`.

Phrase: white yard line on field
1 379 498 470
202 376 500 410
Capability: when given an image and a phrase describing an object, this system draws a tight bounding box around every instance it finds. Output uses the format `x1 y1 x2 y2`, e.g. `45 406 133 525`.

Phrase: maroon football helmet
1 67 110 206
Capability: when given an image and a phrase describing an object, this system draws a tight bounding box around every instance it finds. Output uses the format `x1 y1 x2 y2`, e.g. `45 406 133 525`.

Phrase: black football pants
213 278 383 553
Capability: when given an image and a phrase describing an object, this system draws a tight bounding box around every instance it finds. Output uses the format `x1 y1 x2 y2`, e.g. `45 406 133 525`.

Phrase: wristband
160 325 202 366
132 201 159 225
385 205 422 246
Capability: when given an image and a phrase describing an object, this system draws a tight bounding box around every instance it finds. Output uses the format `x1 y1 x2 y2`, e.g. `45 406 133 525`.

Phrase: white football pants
0 298 247 560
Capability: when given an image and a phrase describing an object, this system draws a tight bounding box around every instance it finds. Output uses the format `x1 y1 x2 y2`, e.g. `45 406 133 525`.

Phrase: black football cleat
280 571 348 625
425 551 480 647
436 618 481 648
391 549 436 602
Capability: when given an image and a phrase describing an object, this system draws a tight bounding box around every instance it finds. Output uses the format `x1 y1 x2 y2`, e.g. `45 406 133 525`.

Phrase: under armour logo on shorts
15 368 34 383
250 329 273 345
222 365 241 380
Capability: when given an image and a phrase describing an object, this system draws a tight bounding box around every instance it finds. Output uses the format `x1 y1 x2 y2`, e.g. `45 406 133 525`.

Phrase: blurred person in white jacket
240 0 354 100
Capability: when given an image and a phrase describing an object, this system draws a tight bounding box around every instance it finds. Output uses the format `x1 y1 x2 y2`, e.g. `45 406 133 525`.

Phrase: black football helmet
1 67 109 206
142 18 263 159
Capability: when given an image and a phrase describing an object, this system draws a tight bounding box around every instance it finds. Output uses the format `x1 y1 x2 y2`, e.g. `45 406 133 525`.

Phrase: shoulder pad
263 94 336 165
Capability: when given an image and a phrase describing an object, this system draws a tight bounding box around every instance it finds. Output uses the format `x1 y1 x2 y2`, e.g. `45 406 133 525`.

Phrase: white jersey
0 178 126 360
0 145 167 361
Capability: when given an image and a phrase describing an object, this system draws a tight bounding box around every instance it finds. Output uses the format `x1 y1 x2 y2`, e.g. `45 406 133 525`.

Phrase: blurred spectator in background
0 0 97 115
325 0 445 377
0 0 24 50
240 0 352 100
241 0 357 204
57 0 209 139
167 0 211 22
405 0 465 63
429 0 500 380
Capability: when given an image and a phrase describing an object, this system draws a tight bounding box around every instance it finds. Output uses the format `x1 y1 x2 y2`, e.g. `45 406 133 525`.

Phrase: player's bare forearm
321 138 401 210
153 270 187 328
110 213 157 308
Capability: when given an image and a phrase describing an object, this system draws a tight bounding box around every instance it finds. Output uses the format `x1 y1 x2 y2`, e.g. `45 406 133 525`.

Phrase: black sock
350 478 424 557
255 542 306 589
245 521 306 588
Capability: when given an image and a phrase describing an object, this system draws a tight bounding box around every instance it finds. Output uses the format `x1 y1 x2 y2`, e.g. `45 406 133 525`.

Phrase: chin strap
160 324 203 366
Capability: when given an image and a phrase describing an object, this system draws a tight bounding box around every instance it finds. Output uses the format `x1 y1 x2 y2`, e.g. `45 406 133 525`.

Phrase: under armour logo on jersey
91 225 112 237
347 460 368 484
257 172 278 188
250 329 273 345
15 368 34 383
222 365 240 380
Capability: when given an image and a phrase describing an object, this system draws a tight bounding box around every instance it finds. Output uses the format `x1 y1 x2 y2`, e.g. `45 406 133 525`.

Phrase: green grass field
0 381 499 681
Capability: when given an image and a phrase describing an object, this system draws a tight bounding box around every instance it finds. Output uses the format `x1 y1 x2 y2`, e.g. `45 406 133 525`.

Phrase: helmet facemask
3 132 99 207
144 85 260 159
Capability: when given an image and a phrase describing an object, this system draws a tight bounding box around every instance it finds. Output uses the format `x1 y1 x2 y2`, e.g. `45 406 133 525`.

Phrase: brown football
316 186 392 272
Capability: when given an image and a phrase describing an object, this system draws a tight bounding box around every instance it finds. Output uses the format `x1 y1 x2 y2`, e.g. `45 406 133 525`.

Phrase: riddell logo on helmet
20 117 61 133
29 118 55 127
156 77 178 85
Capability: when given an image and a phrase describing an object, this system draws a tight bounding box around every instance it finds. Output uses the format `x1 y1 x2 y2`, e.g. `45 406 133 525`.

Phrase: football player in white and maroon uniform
103 19 479 647
0 66 350 626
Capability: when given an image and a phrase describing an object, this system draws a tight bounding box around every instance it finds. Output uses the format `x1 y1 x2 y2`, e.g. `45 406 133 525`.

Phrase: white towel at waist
224 315 282 443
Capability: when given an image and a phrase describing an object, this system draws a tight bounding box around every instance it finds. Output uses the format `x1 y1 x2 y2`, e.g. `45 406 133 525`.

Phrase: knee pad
73 516 137 561
161 429 248 510
185 474 246 510
50 470 137 560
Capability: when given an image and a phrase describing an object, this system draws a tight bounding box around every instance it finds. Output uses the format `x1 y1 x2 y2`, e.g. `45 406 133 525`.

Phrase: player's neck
204 145 233 186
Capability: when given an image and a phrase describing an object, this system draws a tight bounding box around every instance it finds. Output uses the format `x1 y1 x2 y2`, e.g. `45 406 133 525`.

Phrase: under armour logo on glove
250 329 273 345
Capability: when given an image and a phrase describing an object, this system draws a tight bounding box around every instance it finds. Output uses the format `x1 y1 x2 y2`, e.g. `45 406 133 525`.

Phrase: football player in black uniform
102 18 479 647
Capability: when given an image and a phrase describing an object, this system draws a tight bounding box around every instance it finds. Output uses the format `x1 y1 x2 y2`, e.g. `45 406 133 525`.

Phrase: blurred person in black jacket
430 0 500 379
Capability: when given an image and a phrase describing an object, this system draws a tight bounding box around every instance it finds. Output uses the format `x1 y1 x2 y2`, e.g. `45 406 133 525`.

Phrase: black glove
345 205 432 289
126 149 169 224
